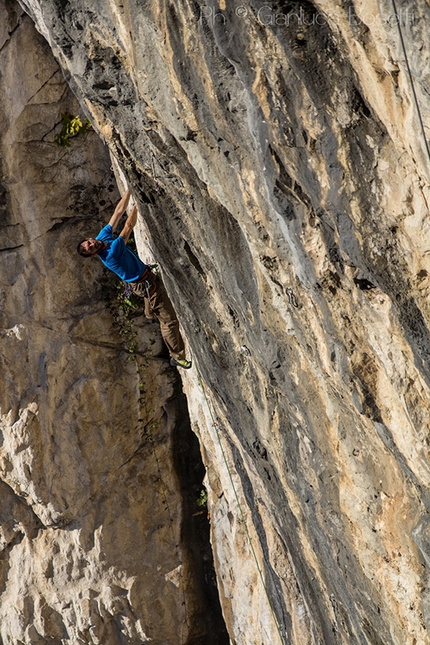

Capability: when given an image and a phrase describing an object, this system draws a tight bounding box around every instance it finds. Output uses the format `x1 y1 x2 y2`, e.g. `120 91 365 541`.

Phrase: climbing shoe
170 357 192 369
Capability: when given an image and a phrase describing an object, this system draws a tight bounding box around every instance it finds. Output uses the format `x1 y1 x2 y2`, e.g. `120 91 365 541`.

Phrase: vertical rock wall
5 0 430 643
0 3 227 643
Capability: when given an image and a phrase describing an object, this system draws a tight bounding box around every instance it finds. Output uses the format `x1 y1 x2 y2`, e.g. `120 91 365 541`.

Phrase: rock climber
76 189 192 369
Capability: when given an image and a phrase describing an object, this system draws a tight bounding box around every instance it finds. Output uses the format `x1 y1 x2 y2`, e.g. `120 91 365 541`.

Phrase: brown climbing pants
130 270 185 361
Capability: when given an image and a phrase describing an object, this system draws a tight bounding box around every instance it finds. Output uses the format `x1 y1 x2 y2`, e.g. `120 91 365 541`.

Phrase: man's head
77 238 105 257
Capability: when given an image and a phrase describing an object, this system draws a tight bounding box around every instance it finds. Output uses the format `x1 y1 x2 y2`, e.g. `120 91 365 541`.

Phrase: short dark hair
77 239 91 257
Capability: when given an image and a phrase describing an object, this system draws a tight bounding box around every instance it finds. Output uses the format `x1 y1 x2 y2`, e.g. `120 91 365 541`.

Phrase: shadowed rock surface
2 0 430 642
0 3 227 643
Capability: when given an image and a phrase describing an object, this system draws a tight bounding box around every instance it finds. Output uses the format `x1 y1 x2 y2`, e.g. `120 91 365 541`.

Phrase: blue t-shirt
96 225 147 282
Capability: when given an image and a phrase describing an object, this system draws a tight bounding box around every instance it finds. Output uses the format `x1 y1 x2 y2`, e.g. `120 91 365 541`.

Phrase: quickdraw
150 153 160 193
286 287 299 308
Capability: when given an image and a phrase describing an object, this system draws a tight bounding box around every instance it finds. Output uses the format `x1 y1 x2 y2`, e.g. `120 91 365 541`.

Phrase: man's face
81 238 104 256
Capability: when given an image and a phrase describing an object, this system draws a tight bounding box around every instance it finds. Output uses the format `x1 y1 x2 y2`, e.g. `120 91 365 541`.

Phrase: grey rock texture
0 3 227 644
4 0 430 642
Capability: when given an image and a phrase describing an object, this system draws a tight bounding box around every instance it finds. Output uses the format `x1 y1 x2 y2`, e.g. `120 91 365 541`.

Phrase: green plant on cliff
55 113 91 147
111 283 143 360
197 488 208 507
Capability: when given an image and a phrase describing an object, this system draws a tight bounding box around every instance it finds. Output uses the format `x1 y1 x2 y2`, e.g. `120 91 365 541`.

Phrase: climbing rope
195 363 287 645
389 0 430 164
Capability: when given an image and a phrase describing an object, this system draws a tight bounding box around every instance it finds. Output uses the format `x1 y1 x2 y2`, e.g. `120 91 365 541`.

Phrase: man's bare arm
119 204 138 244
108 189 131 232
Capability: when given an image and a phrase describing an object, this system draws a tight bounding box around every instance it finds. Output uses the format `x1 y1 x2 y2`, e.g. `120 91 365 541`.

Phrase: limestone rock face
5 0 430 643
0 4 226 644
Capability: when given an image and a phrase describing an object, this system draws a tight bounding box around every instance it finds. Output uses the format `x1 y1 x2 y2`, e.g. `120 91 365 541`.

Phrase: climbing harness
131 267 158 313
390 0 430 165
195 363 287 645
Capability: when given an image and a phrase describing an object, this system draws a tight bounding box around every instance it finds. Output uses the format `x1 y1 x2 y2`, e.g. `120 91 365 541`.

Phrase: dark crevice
25 68 61 106
0 244 24 253
170 381 230 645
183 240 205 277
354 277 376 291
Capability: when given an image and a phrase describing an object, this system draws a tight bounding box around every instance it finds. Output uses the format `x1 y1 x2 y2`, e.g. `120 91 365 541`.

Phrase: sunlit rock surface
0 3 227 643
5 0 430 642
